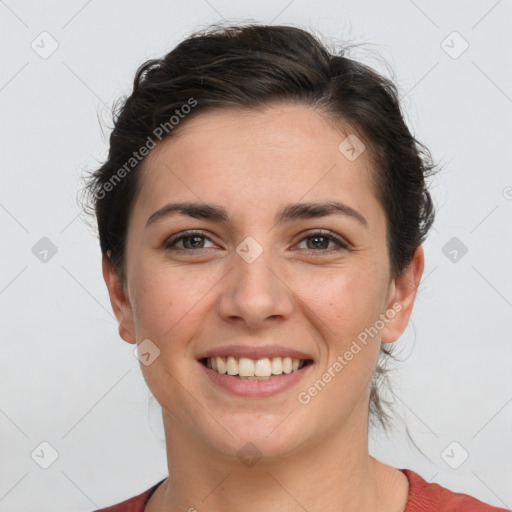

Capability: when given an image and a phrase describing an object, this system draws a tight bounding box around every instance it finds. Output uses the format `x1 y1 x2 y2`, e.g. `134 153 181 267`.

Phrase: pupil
310 236 327 249
186 236 203 249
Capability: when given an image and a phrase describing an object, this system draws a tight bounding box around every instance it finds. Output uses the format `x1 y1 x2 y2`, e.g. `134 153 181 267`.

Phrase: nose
217 246 294 330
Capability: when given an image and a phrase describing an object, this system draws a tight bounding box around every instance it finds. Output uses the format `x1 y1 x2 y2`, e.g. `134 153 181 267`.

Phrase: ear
102 252 136 344
381 245 424 343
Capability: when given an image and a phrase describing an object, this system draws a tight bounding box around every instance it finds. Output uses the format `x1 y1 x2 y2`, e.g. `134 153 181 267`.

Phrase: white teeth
215 356 226 374
254 358 271 376
226 356 238 375
238 357 255 377
205 356 307 377
271 357 282 375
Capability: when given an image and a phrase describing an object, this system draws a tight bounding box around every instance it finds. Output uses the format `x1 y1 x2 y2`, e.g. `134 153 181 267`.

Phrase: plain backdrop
0 0 511 510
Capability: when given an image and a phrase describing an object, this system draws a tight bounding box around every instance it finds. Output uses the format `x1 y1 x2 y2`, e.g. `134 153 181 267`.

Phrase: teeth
226 356 238 375
215 356 226 374
271 357 282 375
255 358 271 376
238 357 255 377
205 356 307 377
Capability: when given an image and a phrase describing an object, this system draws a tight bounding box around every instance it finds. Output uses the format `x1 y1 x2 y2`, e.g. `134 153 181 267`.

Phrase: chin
201 411 311 463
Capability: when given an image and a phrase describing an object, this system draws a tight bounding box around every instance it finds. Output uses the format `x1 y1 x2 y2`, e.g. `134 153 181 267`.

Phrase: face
103 104 423 460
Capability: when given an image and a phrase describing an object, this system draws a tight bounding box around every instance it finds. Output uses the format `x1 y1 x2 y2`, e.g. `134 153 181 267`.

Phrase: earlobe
102 253 137 344
381 246 425 343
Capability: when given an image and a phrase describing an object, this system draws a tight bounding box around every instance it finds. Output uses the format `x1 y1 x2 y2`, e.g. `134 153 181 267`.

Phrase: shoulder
402 469 509 512
91 479 165 512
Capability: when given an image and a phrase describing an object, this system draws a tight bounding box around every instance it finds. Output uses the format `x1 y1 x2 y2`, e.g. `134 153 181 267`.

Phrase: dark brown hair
81 22 437 431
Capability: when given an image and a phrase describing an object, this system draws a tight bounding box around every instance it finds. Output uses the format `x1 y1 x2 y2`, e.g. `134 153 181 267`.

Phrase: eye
295 231 348 253
164 231 216 251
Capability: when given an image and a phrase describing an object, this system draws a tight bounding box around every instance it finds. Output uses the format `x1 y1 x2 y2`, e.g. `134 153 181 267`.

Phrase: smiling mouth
199 356 314 380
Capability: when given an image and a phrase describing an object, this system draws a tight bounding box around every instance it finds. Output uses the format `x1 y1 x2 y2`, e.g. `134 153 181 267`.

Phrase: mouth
199 356 314 380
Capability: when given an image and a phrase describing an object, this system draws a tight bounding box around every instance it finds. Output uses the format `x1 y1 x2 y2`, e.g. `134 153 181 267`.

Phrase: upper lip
197 344 314 361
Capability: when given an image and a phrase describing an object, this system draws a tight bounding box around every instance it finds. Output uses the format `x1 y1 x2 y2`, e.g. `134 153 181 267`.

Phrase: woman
83 22 507 512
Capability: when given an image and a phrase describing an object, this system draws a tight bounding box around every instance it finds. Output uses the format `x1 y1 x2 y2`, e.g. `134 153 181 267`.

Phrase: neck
145 402 409 512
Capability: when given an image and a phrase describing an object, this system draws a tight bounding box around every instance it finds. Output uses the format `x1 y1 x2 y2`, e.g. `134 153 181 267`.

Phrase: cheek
295 264 386 346
129 262 200 343
128 264 213 410
129 260 228 365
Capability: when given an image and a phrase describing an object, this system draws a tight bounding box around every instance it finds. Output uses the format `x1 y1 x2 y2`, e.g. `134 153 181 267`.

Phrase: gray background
0 0 511 510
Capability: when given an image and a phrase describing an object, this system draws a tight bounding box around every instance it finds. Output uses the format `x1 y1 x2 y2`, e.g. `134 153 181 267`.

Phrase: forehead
133 104 381 225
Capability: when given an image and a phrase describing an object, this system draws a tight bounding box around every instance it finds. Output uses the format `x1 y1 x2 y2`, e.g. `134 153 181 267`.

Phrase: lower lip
199 361 313 397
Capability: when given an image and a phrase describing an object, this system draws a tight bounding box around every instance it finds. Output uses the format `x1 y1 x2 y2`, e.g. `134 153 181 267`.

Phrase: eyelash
163 230 348 254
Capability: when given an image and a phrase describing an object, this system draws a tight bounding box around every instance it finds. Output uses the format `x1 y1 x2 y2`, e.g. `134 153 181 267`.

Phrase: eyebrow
146 200 368 228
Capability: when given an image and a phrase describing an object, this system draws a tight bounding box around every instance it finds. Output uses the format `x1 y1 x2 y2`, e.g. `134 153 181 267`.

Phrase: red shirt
94 469 509 511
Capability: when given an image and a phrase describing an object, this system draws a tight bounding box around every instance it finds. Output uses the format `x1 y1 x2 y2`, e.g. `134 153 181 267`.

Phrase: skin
103 103 424 512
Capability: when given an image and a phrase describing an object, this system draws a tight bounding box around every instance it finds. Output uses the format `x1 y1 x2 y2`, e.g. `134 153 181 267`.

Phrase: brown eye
297 231 348 253
164 231 215 251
